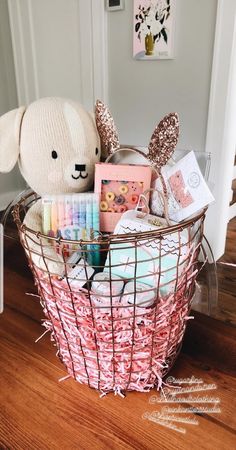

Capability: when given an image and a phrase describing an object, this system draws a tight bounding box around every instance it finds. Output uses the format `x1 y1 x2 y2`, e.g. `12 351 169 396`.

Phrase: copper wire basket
13 191 206 396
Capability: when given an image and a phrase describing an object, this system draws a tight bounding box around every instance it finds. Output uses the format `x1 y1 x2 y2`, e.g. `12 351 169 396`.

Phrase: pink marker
65 195 72 226
57 196 65 231
51 197 58 237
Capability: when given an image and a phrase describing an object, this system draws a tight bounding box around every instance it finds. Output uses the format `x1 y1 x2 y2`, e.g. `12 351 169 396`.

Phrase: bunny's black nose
75 164 86 172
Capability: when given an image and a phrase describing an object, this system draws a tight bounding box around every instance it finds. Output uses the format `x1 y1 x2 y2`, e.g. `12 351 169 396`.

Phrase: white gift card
114 209 169 234
151 151 214 222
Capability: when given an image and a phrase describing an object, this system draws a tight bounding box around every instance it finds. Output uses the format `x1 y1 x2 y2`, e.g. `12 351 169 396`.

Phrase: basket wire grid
13 191 205 395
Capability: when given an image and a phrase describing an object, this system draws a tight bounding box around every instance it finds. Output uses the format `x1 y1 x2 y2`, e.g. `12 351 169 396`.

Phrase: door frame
205 0 236 260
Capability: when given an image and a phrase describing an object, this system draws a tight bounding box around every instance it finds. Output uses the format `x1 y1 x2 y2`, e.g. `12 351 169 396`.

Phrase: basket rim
12 190 206 245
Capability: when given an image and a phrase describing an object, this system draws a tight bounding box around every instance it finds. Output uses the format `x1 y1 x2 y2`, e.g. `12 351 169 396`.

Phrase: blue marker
73 196 79 226
85 194 93 266
92 193 100 235
86 194 93 240
90 193 100 268
79 194 86 240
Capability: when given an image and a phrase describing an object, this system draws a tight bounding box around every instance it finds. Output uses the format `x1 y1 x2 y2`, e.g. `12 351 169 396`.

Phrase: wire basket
13 191 206 396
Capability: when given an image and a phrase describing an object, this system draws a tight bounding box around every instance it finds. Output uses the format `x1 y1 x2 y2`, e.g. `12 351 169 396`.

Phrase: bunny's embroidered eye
52 150 58 159
95 147 99 155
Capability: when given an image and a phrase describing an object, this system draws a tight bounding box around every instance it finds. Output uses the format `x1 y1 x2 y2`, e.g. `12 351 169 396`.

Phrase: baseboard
0 190 24 212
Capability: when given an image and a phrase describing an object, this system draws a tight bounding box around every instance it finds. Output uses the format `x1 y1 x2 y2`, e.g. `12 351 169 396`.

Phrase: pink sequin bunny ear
147 113 180 169
95 100 120 158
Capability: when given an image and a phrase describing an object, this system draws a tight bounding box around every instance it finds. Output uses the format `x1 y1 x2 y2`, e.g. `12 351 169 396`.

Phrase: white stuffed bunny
0 97 101 274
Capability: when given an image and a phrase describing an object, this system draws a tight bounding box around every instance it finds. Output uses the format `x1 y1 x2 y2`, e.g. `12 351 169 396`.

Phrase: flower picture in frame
133 0 175 60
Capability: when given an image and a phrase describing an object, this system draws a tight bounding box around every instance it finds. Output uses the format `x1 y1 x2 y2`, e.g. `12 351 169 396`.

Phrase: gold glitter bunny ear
147 113 180 168
95 100 120 158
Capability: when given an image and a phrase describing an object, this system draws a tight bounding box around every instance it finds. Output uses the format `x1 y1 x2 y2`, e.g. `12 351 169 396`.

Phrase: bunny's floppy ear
147 112 179 168
95 100 120 158
0 106 26 172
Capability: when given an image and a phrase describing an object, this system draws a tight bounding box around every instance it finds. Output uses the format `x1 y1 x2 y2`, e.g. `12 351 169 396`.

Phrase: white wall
0 0 25 210
107 0 217 150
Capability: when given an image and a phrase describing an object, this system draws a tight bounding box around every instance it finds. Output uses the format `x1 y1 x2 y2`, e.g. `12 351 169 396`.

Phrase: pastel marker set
42 193 100 241
94 163 152 232
42 193 100 265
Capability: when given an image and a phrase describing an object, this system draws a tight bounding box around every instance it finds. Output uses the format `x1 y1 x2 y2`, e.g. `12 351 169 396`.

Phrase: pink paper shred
33 248 197 396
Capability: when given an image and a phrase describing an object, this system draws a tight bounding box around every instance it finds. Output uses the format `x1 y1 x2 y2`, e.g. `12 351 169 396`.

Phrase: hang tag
114 209 168 234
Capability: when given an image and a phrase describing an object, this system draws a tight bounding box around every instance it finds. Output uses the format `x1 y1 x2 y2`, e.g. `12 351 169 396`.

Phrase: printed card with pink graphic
151 151 214 222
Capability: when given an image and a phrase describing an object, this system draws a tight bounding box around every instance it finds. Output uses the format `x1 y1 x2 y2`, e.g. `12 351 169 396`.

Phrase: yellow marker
43 200 51 234
51 199 58 237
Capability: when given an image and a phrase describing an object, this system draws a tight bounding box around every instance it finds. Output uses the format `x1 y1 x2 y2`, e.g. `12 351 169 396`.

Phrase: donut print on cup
106 192 115 202
119 184 129 194
100 201 108 212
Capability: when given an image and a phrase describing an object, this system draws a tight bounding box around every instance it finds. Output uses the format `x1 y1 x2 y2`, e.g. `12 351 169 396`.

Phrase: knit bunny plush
0 97 101 274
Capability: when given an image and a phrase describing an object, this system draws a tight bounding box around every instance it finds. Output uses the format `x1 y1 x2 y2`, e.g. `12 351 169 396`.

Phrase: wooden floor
0 217 236 449
217 217 236 326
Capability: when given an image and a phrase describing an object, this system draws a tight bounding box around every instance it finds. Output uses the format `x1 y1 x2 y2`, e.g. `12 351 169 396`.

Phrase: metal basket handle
104 146 168 196
105 147 172 225
136 188 171 227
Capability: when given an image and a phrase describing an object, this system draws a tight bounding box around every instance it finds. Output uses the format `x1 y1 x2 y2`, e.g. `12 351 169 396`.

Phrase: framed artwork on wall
133 0 175 60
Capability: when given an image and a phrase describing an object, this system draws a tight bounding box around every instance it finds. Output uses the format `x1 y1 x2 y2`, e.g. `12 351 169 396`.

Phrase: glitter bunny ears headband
95 100 180 170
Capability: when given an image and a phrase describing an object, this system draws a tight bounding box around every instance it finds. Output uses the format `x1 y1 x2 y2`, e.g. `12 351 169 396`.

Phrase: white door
7 0 108 109
205 0 236 260
0 0 25 210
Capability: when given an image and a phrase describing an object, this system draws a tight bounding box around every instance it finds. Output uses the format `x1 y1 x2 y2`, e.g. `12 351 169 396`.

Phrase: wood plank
215 290 236 326
167 353 236 431
219 218 236 264
183 311 236 375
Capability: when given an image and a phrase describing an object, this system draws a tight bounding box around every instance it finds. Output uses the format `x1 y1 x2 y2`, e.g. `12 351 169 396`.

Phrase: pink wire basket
13 191 206 397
